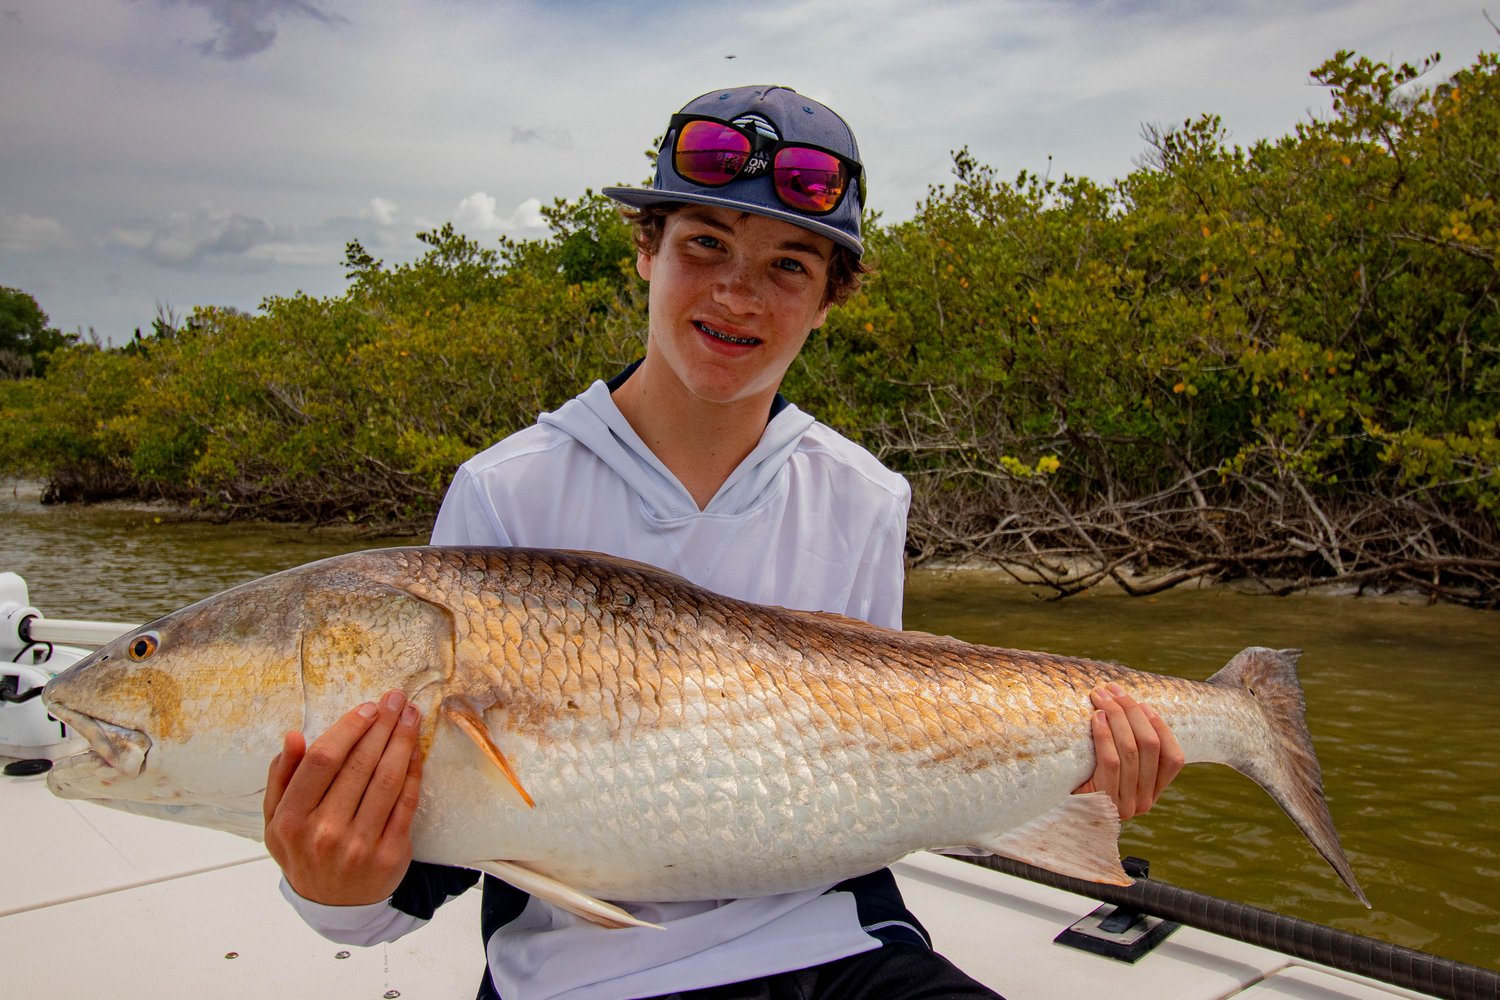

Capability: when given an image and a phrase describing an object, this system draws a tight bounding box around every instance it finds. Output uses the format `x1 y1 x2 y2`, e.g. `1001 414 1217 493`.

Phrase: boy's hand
263 690 423 906
1074 683 1185 821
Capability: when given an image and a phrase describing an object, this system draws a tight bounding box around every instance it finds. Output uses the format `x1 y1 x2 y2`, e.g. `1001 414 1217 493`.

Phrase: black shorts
643 943 1004 1000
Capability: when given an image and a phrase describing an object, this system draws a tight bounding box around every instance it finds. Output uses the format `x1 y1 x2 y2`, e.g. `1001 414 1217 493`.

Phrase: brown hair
620 203 870 308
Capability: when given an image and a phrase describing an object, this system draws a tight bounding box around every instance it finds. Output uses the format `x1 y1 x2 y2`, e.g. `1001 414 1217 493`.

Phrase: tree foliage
786 47 1500 602
3 48 1498 602
0 286 71 378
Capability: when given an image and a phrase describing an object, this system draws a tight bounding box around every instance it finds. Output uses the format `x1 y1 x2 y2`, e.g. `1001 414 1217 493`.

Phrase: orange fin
441 697 535 808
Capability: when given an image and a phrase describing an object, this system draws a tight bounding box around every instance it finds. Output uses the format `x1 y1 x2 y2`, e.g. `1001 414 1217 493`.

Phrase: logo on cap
733 112 777 176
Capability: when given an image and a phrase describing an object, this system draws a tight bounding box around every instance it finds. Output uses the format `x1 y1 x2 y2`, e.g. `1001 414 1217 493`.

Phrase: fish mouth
44 703 152 779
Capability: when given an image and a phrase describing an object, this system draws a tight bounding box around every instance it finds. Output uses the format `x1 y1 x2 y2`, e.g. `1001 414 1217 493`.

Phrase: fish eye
128 631 160 661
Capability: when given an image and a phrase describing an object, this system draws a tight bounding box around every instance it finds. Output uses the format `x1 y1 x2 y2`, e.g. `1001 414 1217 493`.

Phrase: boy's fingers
1075 703 1120 800
1146 705 1186 799
1108 685 1160 815
1072 689 1187 821
1095 684 1185 819
321 691 409 821
263 730 307 825
351 701 423 839
382 735 426 846
1097 687 1137 817
270 700 380 820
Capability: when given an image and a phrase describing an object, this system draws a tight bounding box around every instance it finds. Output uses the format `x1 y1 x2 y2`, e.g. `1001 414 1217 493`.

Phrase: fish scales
42 546 1366 918
471 547 981 888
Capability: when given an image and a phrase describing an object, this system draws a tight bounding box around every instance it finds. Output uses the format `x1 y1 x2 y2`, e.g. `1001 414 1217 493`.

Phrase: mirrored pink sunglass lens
675 121 751 185
773 147 847 212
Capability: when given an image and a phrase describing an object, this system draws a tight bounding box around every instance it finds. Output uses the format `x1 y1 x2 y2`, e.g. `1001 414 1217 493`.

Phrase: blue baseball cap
603 85 865 256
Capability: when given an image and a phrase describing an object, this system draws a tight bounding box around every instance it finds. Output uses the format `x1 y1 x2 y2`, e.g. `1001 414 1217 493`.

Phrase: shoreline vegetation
0 475 1439 606
4 50 1498 606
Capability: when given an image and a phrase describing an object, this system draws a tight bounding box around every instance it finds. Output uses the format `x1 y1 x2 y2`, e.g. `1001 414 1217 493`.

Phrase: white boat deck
2 759 1431 1000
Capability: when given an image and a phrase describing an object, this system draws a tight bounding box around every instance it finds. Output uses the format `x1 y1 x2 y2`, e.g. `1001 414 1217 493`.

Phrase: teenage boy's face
636 204 835 409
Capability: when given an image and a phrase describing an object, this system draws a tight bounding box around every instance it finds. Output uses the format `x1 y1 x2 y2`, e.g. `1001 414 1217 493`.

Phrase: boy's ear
811 301 831 331
636 250 654 281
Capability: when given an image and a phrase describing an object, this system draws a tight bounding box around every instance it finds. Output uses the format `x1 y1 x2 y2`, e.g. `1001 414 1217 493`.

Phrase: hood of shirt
536 380 817 521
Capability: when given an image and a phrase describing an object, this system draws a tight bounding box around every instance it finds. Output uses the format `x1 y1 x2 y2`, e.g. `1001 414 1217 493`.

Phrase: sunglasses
669 113 864 216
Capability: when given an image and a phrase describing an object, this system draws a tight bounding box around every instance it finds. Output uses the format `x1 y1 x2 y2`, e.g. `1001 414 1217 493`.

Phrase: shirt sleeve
431 464 513 546
276 862 479 946
853 476 911 630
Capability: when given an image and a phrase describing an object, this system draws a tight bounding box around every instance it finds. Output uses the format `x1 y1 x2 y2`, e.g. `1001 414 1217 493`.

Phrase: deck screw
334 951 350 959
384 991 401 998
224 952 238 960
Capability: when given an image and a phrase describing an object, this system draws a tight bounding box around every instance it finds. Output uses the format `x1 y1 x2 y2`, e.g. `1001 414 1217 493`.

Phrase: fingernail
383 690 406 711
1108 682 1125 696
401 705 418 726
356 702 377 719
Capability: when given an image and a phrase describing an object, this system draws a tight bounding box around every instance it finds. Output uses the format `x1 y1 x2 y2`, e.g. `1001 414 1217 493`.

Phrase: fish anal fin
471 860 661 930
947 791 1131 886
441 697 535 808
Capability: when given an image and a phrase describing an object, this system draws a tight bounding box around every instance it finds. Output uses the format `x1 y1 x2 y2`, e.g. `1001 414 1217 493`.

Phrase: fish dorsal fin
794 608 968 649
441 698 535 808
541 552 957 650
471 860 661 930
795 608 896 636
944 791 1132 886
552 549 697 588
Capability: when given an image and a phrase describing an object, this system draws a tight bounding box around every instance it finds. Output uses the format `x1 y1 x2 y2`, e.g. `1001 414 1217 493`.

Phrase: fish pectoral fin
440 697 535 808
948 791 1132 886
471 860 662 930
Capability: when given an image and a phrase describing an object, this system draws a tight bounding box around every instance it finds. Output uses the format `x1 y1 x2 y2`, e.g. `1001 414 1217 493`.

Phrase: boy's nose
712 264 766 315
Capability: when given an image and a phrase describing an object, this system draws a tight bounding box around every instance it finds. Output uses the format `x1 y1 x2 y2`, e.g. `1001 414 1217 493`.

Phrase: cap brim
602 185 863 256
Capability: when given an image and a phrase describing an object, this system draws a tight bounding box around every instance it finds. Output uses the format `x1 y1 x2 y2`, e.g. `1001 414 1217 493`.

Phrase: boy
264 85 1183 1000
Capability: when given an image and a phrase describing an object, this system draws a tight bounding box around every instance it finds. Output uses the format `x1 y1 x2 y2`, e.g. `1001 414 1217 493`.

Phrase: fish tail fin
1207 647 1369 907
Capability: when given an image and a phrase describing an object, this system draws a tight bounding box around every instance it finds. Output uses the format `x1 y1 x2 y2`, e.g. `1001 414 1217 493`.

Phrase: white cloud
454 193 546 234
361 197 399 226
110 204 279 268
0 213 73 255
3 0 1491 337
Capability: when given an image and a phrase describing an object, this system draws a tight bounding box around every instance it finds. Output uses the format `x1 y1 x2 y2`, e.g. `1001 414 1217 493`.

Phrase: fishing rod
959 854 1499 1000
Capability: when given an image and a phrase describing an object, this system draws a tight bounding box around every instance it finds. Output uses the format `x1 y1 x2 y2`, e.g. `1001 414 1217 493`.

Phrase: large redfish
42 547 1365 928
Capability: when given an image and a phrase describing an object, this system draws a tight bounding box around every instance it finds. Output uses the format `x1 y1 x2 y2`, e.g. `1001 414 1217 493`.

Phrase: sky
1 0 1493 343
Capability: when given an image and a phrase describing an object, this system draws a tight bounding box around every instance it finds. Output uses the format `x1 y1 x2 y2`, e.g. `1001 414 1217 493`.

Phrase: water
905 570 1500 971
4 480 1497 971
0 481 424 621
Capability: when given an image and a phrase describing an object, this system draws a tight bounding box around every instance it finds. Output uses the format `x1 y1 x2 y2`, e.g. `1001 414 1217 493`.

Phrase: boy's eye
777 258 808 274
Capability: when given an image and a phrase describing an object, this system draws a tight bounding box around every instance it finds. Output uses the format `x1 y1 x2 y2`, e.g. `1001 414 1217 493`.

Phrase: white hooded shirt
286 377 916 1000
431 378 909 628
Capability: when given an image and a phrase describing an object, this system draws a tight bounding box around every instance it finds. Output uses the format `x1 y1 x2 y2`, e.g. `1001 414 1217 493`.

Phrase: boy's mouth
695 321 760 346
